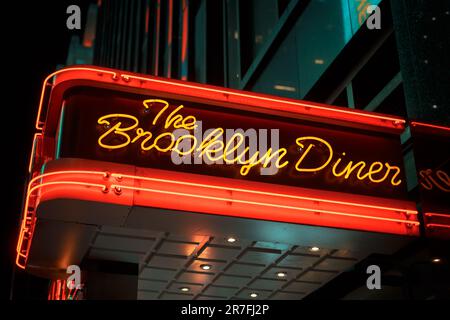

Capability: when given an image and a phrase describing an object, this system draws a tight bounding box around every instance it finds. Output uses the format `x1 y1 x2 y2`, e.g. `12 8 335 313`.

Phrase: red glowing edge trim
36 67 117 130
48 279 79 300
410 121 450 133
16 170 107 269
155 1 161 76
424 213 450 236
425 223 450 230
16 169 420 269
180 0 188 80
113 184 418 225
111 173 418 215
28 133 42 173
167 0 173 77
35 66 406 131
425 212 450 218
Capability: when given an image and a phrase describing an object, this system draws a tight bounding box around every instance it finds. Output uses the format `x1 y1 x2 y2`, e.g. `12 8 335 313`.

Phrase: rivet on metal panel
114 186 122 195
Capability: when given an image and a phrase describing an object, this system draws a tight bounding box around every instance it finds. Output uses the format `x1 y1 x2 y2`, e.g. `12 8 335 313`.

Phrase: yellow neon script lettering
98 114 139 149
293 137 401 186
96 99 402 187
196 128 225 161
332 156 401 186
195 129 288 174
295 137 333 172
173 135 198 156
239 148 289 176
143 99 197 130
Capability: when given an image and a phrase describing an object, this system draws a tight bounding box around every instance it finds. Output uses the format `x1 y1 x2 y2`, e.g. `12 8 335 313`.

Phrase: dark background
2 1 92 300
1 0 449 302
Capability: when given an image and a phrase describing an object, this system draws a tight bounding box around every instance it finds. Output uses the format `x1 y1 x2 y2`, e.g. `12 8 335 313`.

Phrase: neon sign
409 121 450 239
96 99 402 187
18 67 420 272
419 169 450 193
56 86 407 200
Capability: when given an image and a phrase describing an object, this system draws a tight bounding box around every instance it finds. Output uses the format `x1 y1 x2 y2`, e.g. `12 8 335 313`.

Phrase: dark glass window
240 0 279 75
375 84 407 118
352 35 401 109
249 30 300 99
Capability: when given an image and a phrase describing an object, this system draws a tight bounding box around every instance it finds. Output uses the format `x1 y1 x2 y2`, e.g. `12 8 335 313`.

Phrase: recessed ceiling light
310 246 320 252
200 264 212 270
227 237 236 243
432 258 441 263
249 292 258 298
276 272 287 278
180 287 190 292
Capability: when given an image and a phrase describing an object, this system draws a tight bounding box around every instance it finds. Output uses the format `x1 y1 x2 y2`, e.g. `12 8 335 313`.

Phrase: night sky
2 1 92 300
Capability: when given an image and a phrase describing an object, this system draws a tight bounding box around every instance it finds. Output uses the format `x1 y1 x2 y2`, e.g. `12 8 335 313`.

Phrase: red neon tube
35 66 407 132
